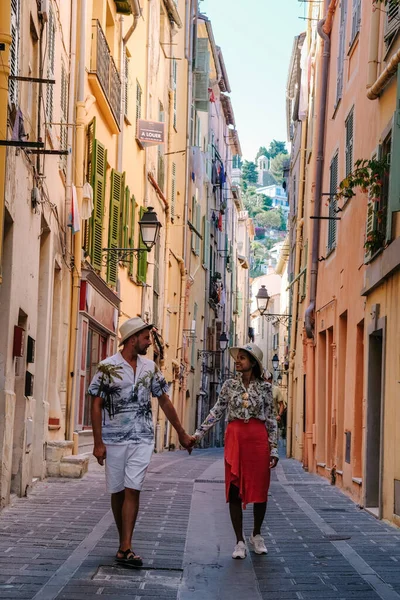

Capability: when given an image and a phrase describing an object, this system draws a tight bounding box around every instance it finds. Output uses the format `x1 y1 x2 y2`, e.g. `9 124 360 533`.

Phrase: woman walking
192 343 278 559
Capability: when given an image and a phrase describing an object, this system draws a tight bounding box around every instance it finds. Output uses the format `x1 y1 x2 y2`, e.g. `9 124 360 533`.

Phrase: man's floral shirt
195 376 278 458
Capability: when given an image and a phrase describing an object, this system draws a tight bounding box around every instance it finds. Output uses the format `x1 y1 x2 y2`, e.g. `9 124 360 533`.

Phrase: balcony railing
90 20 121 126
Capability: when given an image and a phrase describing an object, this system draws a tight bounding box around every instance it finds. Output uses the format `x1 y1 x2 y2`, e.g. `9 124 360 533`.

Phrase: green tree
268 140 288 159
270 152 288 185
255 209 281 230
260 194 273 209
255 146 270 162
241 160 258 186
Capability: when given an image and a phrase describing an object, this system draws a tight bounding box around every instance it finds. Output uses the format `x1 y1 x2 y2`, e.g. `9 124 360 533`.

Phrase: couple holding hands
89 317 278 567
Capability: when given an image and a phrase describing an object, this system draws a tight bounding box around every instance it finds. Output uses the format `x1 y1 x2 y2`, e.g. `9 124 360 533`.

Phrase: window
190 303 198 369
157 101 165 191
365 135 391 261
9 0 20 106
91 139 107 270
171 162 176 222
107 170 125 286
202 215 210 269
128 195 137 277
327 152 339 252
153 239 160 327
336 0 347 106
194 38 210 112
60 61 68 174
384 0 400 46
135 80 142 133
191 196 201 255
350 0 361 45
137 206 148 284
46 6 56 124
172 58 177 130
345 107 354 177
124 52 129 118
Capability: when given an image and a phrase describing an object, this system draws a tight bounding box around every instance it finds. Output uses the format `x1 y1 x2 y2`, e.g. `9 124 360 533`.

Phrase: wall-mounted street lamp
198 331 229 359
272 353 279 371
102 207 161 265
256 285 291 327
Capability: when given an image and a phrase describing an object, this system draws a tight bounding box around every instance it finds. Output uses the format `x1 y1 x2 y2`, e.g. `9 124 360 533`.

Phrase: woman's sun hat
119 317 154 345
229 343 264 374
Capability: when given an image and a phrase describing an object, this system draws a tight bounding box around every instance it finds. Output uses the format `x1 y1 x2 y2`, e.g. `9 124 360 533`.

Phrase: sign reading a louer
137 120 165 147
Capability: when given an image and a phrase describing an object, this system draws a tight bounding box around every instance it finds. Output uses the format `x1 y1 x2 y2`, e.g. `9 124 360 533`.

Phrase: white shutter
46 7 56 125
124 52 129 118
60 60 68 173
336 0 347 105
194 38 209 112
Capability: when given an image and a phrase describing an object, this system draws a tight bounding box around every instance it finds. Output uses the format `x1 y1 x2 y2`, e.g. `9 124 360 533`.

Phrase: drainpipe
118 1 142 170
141 0 153 320
367 4 381 90
170 254 186 446
367 49 400 100
176 0 197 440
161 82 174 374
124 0 141 44
66 0 87 442
304 2 335 339
0 1 12 284
287 142 307 457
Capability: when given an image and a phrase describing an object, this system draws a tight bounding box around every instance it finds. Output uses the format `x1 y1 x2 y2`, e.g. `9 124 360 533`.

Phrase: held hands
93 443 107 466
178 432 197 454
270 456 279 469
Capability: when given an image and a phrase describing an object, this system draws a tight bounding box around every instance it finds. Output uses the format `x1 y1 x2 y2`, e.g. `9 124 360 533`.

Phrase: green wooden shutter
137 206 148 284
123 185 130 249
387 73 400 240
91 140 107 270
327 153 338 251
84 118 96 256
202 215 210 268
194 38 210 112
128 195 137 276
364 198 375 263
107 170 124 286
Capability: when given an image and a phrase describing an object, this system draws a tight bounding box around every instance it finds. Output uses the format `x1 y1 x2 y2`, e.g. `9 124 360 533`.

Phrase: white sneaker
249 534 268 554
232 541 247 559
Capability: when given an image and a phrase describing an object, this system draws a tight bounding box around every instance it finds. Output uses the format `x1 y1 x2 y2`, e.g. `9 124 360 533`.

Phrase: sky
199 0 307 162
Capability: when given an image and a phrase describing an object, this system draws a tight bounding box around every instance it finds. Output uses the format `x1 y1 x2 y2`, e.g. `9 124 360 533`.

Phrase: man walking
88 317 193 567
266 371 287 430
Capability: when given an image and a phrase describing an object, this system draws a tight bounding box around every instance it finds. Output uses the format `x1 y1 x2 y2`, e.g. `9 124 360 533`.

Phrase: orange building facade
287 0 400 526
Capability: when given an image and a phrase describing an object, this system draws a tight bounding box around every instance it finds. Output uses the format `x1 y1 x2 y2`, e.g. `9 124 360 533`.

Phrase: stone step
59 453 90 478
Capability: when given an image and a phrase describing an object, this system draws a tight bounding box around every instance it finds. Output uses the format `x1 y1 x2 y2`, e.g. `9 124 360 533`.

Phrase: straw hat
119 317 153 345
229 343 264 374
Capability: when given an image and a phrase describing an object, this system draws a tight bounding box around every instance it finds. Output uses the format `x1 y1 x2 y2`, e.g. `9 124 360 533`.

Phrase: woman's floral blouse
195 376 278 458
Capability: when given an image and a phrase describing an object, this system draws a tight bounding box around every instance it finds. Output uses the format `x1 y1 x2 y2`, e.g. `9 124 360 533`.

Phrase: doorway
365 329 384 515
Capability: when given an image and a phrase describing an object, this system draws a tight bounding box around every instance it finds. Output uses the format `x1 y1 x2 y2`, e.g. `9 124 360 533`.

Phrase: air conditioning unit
39 0 49 22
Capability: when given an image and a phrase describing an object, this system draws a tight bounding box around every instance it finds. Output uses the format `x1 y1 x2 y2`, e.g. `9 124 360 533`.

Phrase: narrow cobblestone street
1 449 400 600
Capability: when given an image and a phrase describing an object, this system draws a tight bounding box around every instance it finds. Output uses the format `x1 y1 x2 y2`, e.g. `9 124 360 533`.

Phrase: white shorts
105 443 153 493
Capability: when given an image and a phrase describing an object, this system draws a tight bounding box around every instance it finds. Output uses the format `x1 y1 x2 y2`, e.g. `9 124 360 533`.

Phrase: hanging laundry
211 160 218 186
212 211 216 223
70 185 80 234
217 212 223 231
11 109 27 142
81 182 94 220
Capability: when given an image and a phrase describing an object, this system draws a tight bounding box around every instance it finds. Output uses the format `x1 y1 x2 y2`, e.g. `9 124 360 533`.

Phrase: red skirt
224 418 271 509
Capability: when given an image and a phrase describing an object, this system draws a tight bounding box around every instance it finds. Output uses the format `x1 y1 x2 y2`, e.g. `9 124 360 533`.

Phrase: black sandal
115 548 143 568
